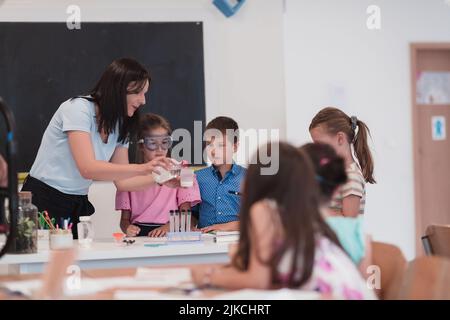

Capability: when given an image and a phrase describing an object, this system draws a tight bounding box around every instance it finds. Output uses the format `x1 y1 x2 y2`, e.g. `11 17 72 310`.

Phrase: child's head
204 116 239 166
137 113 172 163
233 142 341 287
309 107 376 184
299 143 347 204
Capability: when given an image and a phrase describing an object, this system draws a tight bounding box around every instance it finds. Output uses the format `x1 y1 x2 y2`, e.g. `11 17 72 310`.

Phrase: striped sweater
329 162 366 215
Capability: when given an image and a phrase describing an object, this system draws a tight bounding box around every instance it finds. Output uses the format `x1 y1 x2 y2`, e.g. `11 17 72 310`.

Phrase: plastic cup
180 168 194 188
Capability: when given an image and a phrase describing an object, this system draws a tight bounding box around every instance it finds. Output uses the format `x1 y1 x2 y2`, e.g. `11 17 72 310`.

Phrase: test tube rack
167 209 201 243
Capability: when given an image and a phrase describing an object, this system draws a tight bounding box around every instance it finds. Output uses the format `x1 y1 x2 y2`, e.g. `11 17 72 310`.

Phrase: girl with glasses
115 113 201 237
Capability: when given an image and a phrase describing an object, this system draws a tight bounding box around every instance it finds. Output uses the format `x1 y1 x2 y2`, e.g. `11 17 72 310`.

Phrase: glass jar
12 191 38 253
77 216 94 248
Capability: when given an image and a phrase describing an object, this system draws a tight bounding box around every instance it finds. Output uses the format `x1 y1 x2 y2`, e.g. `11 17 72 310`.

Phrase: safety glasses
138 135 173 151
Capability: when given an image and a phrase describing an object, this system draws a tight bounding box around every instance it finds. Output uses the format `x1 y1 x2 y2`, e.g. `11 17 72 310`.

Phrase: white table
0 238 231 274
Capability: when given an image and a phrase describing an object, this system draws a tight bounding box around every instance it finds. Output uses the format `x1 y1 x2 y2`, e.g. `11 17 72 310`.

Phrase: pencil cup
50 229 73 250
37 229 50 251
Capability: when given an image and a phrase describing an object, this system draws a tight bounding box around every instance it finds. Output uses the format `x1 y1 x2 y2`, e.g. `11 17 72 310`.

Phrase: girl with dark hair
22 58 173 238
300 143 371 269
309 107 376 217
115 113 201 237
191 142 375 299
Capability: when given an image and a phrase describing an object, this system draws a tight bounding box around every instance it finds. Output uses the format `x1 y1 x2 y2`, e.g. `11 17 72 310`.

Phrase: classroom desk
0 265 227 300
0 265 325 300
0 238 231 275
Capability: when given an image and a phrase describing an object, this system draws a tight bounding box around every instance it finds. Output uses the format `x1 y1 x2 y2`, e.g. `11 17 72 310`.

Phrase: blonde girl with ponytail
309 107 375 217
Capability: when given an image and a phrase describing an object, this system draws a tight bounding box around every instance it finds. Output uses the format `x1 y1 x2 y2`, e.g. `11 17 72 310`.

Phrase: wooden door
411 43 450 255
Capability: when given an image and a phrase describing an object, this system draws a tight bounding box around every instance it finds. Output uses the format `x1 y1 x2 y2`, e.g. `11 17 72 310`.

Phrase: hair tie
350 116 358 131
315 175 337 187
320 158 330 166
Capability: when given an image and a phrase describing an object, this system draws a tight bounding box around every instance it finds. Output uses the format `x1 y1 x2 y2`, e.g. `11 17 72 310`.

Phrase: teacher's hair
89 58 150 144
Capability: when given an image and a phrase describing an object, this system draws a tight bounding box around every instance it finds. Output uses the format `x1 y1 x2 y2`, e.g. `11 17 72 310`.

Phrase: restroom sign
431 116 446 141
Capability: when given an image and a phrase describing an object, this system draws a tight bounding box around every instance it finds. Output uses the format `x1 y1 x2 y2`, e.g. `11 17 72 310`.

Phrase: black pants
21 176 95 239
133 222 164 237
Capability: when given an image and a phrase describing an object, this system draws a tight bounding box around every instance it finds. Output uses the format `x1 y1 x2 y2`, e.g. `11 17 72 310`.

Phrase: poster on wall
417 72 450 104
431 116 446 141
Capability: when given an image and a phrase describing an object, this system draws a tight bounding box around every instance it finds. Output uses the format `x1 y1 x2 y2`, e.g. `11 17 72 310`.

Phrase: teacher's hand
142 156 172 175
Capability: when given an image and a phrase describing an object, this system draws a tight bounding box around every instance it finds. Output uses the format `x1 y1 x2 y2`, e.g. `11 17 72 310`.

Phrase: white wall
284 0 450 259
0 0 286 238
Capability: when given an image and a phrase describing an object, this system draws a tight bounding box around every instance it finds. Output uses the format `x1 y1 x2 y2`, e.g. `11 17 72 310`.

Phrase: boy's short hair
205 116 239 143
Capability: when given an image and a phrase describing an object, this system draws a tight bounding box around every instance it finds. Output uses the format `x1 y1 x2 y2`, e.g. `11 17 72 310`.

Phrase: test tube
175 210 180 232
186 210 191 232
180 210 186 232
169 210 174 233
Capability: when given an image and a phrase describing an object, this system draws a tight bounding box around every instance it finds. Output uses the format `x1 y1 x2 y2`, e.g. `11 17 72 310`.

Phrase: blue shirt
326 216 365 264
30 97 128 195
196 164 246 228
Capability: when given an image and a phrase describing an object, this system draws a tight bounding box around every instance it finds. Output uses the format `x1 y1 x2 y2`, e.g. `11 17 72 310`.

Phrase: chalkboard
0 22 206 172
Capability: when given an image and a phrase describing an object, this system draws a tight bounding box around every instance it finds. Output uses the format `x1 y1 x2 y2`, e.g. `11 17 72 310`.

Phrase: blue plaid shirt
196 164 246 228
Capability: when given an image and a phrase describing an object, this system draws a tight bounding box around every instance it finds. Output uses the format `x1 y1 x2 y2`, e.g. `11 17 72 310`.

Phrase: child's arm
120 210 140 237
341 195 361 217
191 202 274 290
179 202 191 212
200 221 240 233
148 223 169 237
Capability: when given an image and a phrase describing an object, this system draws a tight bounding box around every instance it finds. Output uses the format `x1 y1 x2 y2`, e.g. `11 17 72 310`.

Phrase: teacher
22 58 172 238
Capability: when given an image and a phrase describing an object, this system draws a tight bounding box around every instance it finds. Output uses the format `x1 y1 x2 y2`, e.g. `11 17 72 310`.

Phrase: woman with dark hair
22 58 172 238
191 142 375 299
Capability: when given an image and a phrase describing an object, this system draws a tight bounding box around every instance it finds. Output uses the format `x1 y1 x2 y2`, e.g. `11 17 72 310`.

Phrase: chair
370 241 407 299
422 224 450 258
395 256 450 299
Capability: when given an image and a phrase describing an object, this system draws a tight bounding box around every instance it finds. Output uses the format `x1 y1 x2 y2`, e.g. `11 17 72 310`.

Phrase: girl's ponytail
353 118 376 184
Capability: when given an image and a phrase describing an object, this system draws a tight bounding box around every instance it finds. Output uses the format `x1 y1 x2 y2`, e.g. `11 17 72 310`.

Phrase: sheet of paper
213 288 321 300
1 279 41 297
214 231 240 236
114 290 202 300
135 267 192 285
2 271 193 298
416 71 450 104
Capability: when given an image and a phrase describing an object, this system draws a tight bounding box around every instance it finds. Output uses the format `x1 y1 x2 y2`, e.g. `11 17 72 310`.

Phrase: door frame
410 43 450 255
